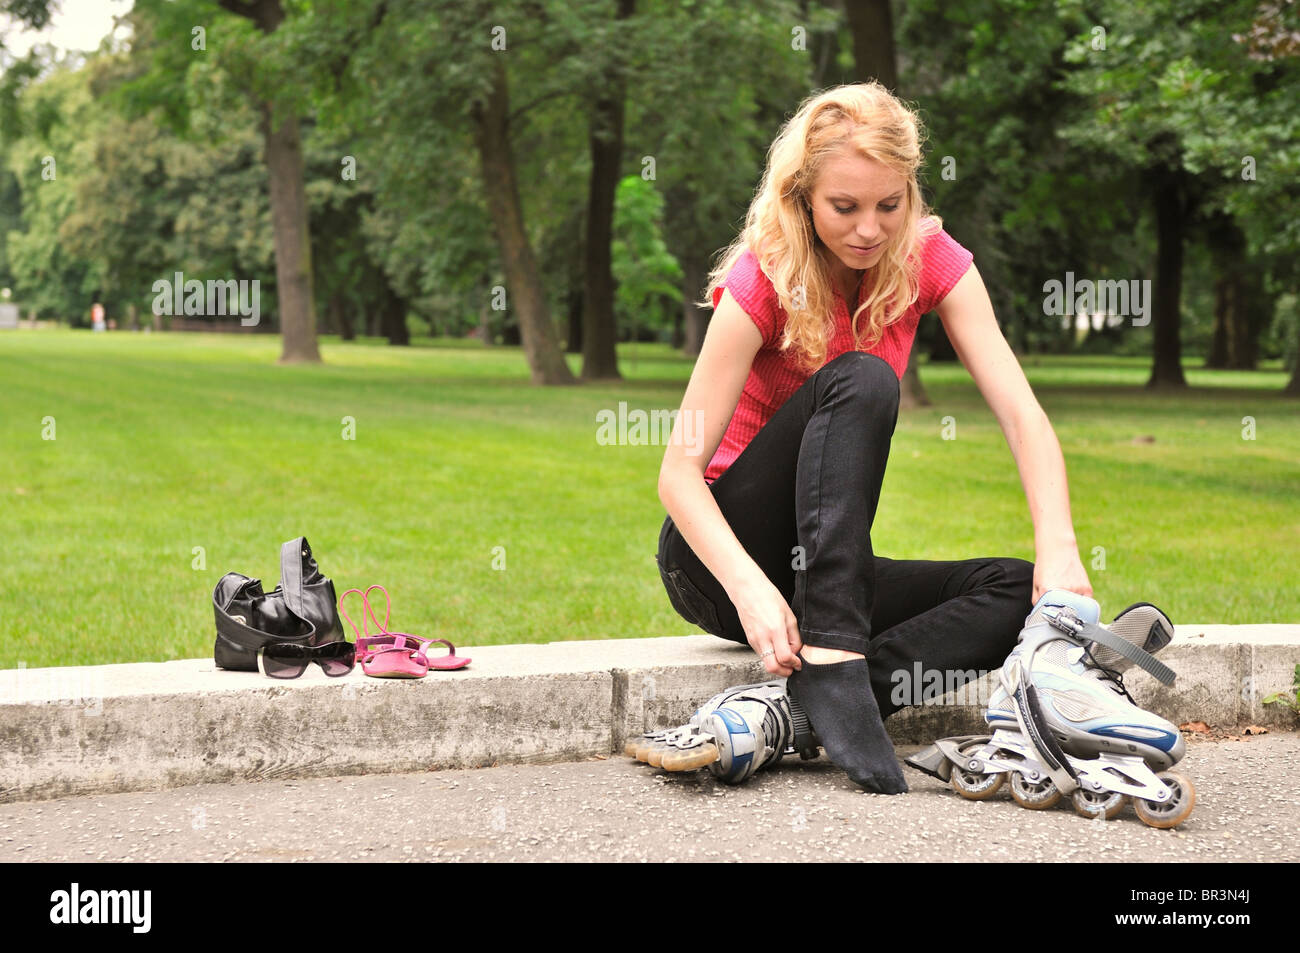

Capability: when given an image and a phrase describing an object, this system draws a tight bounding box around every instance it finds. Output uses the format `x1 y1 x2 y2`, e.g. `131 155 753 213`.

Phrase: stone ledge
1 625 1297 803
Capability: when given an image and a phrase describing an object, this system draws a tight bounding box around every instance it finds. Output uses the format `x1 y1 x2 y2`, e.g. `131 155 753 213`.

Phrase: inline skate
625 680 821 783
905 589 1195 828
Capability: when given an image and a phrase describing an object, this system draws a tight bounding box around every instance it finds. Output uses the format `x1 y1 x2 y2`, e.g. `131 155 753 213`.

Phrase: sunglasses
257 641 356 679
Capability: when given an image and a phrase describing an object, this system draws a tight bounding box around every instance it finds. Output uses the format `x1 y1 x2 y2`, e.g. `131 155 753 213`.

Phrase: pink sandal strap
339 587 470 672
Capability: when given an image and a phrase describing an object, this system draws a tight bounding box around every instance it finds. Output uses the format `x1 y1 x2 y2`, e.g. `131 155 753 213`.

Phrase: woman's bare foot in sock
787 647 908 794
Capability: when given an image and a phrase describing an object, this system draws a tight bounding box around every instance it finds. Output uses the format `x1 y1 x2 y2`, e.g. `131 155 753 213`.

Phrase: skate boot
905 589 1196 828
625 680 820 784
622 680 772 766
904 588 1101 784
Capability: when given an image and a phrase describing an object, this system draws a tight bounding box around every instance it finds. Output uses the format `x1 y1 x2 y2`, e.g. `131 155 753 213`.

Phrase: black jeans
655 350 1035 718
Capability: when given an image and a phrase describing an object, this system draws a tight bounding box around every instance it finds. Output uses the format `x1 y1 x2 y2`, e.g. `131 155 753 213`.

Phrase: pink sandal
338 585 471 678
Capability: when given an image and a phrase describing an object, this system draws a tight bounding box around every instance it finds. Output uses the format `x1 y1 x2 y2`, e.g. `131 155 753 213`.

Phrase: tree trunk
1207 277 1229 368
1234 269 1272 370
580 0 634 381
257 100 319 362
1205 218 1269 370
928 316 958 362
1286 335 1300 395
844 0 926 404
844 0 898 90
566 286 583 353
662 183 708 357
332 292 352 340
899 333 930 409
1146 167 1187 388
567 213 585 353
804 0 845 89
1205 212 1235 369
1225 276 1249 369
680 251 710 356
380 279 410 345
469 57 575 385
219 0 321 364
479 295 493 346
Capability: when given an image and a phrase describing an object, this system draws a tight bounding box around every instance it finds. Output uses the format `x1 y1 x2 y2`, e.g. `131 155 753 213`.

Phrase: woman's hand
1032 545 1093 604
728 574 804 676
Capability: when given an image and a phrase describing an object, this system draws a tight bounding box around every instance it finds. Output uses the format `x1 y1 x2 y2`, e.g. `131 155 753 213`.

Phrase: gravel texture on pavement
2 732 1295 863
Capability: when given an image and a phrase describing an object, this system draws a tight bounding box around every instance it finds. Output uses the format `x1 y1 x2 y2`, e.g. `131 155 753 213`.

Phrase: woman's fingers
771 625 801 673
751 632 792 676
759 638 791 676
738 582 804 676
759 624 795 676
784 612 804 669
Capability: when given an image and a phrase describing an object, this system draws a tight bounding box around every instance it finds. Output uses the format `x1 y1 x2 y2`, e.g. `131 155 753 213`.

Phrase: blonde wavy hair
701 82 942 374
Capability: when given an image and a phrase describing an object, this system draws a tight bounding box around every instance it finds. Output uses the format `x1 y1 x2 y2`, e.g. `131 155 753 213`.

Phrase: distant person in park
655 82 1092 793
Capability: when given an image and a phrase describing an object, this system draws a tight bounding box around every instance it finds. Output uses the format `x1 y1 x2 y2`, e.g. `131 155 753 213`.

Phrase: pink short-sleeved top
703 219 974 483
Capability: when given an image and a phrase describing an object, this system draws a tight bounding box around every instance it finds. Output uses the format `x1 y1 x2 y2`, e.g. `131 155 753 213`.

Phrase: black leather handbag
212 536 344 671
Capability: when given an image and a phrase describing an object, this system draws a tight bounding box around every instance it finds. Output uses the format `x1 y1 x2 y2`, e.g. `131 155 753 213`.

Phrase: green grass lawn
1 329 1296 669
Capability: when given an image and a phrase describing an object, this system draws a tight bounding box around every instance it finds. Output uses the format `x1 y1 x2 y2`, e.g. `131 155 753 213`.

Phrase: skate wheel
1071 787 1128 820
646 744 671 768
660 742 720 773
948 740 1005 800
634 741 661 762
1009 772 1062 810
1133 771 1196 829
951 769 1004 800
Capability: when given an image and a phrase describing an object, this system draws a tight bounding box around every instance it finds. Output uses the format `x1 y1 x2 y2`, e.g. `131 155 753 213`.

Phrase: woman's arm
658 289 804 673
935 264 1093 601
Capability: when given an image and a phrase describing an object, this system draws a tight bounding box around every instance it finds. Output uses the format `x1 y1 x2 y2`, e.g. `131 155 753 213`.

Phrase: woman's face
808 147 907 280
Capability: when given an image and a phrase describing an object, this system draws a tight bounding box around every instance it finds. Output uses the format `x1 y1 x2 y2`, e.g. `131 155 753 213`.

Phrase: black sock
787 654 908 794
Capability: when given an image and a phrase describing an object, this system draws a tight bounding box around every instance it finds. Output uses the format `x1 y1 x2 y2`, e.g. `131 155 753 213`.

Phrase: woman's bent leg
656 351 909 792
867 555 1036 717
657 351 900 654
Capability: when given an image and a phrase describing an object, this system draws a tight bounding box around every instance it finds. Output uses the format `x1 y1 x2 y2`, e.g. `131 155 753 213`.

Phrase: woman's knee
982 559 1036 639
970 558 1035 657
984 557 1034 604
820 351 899 412
826 350 895 386
1000 557 1035 591
961 556 1034 607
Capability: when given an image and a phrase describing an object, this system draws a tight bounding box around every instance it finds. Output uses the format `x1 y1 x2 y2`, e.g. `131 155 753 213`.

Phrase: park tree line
0 0 1296 394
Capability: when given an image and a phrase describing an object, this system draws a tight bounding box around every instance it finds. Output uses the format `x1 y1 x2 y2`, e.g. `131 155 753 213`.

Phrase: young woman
655 82 1092 794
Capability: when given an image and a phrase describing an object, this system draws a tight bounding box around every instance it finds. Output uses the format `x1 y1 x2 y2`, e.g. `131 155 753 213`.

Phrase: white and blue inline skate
625 681 822 783
905 589 1195 828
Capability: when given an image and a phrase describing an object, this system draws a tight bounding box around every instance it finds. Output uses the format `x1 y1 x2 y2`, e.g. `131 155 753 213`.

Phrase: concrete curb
2 625 1298 804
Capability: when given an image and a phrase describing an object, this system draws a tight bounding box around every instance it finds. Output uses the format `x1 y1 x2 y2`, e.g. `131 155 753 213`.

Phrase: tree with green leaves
612 174 682 346
294 0 579 382
31 0 328 360
1056 0 1299 388
0 54 101 324
632 0 810 356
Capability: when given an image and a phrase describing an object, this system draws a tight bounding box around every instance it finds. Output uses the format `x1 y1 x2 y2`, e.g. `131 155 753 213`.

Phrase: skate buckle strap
1044 605 1086 636
784 692 821 757
1005 658 1078 790
1043 606 1176 686
665 727 713 749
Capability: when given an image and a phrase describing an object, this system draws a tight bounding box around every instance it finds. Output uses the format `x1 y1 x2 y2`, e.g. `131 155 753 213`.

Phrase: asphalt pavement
2 732 1295 863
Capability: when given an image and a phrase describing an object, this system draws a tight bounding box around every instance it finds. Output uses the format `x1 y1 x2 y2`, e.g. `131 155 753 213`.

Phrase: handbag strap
279 536 310 622
213 571 293 648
